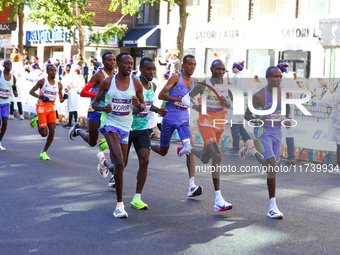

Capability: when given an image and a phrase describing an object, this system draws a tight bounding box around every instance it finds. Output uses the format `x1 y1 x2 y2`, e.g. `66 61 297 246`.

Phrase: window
187 0 204 23
324 48 340 80
250 0 276 19
210 0 233 21
247 49 275 77
168 3 179 24
298 0 331 17
137 3 159 26
205 48 234 75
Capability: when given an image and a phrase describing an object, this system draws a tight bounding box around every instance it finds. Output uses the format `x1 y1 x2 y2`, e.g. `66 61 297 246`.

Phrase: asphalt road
1 118 340 255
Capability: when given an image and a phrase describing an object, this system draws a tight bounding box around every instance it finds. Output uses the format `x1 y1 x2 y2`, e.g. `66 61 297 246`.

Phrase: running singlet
37 78 59 111
197 79 228 130
101 75 136 132
0 70 13 104
131 76 155 131
254 86 282 137
163 73 193 122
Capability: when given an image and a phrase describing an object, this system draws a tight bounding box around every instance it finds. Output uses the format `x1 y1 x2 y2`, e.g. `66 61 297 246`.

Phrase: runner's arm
158 74 181 102
133 78 145 112
80 72 101 98
29 79 45 98
93 77 111 113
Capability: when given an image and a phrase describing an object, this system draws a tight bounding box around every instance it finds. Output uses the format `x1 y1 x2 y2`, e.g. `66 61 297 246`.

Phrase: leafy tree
91 0 188 61
0 0 29 55
27 0 95 61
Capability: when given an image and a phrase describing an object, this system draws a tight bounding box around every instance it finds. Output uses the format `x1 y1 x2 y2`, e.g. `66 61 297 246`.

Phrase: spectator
9 54 25 120
226 61 252 156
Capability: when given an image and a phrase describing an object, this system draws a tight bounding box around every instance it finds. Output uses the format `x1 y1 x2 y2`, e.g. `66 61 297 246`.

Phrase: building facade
159 0 340 79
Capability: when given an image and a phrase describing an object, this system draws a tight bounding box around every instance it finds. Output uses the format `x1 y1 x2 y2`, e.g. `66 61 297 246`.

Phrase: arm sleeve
80 82 96 98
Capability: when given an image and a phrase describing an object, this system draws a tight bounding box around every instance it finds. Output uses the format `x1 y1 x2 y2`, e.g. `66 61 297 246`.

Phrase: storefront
160 19 323 79
120 27 160 70
0 22 17 60
25 27 73 66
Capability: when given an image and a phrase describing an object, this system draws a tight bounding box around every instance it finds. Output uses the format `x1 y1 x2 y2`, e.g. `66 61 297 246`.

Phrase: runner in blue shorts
242 66 291 219
151 55 203 197
0 60 17 151
68 52 116 184
93 53 145 219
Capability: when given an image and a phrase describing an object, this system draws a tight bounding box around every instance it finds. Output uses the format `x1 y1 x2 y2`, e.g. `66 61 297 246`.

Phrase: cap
233 61 244 71
276 62 289 73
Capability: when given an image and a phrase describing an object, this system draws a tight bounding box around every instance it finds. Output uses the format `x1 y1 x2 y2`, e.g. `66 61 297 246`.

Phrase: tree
174 0 188 61
0 0 29 55
27 0 95 61
90 0 188 61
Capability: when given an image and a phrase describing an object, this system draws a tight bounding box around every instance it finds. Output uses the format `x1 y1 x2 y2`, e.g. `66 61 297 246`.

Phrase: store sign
26 29 71 45
281 28 319 39
0 22 17 35
195 29 243 41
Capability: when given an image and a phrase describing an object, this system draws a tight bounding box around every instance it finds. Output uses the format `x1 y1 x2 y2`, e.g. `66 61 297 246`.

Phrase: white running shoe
9 115 14 120
97 163 109 178
19 115 24 120
214 199 233 212
238 140 256 160
69 123 80 140
177 143 191 157
0 144 6 151
97 152 109 178
267 207 283 219
113 206 128 218
238 147 248 160
187 185 203 197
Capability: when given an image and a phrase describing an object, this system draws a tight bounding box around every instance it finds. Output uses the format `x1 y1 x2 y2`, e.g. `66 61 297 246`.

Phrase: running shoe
19 115 24 120
131 197 148 210
177 144 191 157
238 140 256 160
97 162 109 178
108 175 116 188
113 206 128 218
267 207 283 219
99 138 108 151
9 115 14 120
0 144 6 151
238 147 248 160
214 199 233 212
30 116 38 128
69 122 80 140
187 185 203 197
40 150 50 160
96 152 109 177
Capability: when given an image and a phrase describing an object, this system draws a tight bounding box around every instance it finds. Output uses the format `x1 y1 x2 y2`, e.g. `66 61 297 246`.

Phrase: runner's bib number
174 97 187 110
44 91 57 103
136 101 152 117
111 98 131 116
0 89 10 99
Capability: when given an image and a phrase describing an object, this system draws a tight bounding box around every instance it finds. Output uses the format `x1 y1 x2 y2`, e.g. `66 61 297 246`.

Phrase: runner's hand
132 96 140 107
39 95 49 102
104 104 112 113
158 108 168 117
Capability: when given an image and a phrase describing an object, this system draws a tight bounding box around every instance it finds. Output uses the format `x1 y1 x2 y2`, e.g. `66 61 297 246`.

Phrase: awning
120 27 160 48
